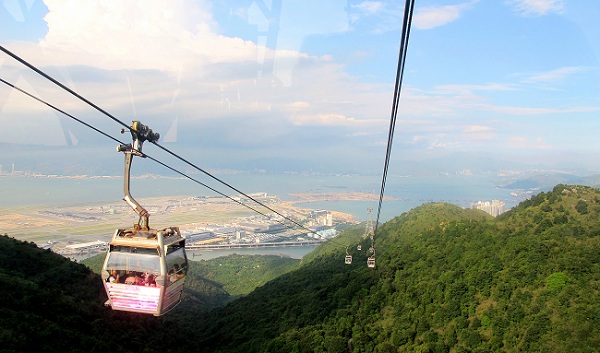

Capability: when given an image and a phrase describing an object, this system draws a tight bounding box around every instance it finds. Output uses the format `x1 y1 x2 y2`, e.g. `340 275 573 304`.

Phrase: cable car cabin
357 244 362 251
345 254 352 264
102 226 188 316
367 256 376 268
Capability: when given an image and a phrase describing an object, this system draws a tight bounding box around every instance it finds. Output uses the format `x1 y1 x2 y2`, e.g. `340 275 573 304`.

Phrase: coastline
0 190 367 252
0 173 526 251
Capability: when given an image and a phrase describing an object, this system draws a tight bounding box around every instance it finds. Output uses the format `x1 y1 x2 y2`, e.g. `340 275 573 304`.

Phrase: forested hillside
84 252 300 310
1 184 599 352
0 234 166 352
194 184 600 352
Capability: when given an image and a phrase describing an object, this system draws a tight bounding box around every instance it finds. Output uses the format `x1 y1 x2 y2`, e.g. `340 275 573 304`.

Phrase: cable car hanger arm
117 121 160 232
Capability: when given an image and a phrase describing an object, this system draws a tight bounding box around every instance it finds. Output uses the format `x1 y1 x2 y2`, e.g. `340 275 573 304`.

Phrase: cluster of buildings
182 208 337 248
43 191 342 257
308 209 333 227
470 200 506 217
57 240 108 256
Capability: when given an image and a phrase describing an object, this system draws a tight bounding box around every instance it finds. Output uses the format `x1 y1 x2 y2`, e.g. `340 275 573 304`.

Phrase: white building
471 200 505 217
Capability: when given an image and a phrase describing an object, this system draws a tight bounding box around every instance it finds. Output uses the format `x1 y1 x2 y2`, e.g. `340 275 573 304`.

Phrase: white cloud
413 1 475 30
2 0 597 174
522 66 586 84
464 125 492 133
487 104 600 115
397 86 489 117
1 1 364 135
428 134 460 150
351 1 384 14
347 1 384 25
507 136 553 150
289 101 310 108
419 81 600 117
508 0 564 16
463 124 495 141
433 83 516 95
30 0 309 73
290 113 361 126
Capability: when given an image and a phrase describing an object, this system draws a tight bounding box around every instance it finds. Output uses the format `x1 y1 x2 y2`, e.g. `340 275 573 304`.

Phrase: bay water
0 173 522 222
1 173 524 260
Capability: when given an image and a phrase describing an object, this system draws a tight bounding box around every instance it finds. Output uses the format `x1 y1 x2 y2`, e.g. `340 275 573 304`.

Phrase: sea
0 173 524 220
1 173 527 259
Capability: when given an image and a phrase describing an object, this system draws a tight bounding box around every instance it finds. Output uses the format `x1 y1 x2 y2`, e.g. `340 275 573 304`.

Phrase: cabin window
106 252 162 274
165 241 185 255
165 247 187 284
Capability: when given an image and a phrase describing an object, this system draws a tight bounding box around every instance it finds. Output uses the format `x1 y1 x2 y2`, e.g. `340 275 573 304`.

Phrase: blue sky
1 0 600 176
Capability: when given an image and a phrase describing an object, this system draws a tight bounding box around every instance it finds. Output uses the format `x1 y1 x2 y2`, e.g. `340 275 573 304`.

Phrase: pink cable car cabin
101 121 188 316
102 227 187 316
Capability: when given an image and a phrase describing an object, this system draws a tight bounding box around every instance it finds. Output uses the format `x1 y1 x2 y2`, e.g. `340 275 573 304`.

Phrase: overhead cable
0 76 297 222
0 45 311 233
0 75 311 235
374 0 415 232
0 45 130 131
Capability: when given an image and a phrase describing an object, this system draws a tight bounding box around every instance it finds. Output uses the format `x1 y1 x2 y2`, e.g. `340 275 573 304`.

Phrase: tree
576 200 589 214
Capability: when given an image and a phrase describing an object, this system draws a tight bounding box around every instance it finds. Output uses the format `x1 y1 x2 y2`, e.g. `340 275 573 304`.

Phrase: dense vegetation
84 251 300 309
0 234 163 353
1 184 599 352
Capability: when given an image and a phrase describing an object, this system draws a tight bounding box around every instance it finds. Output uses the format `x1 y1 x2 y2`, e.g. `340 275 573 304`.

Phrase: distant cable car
357 244 362 251
101 121 188 316
345 254 353 264
345 246 352 264
367 245 376 268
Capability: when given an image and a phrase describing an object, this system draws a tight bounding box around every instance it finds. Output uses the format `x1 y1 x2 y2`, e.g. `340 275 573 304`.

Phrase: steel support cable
0 45 130 131
0 51 361 255
374 0 415 233
298 0 420 254
0 45 310 233
0 77 123 146
0 76 314 235
150 141 308 230
140 155 303 233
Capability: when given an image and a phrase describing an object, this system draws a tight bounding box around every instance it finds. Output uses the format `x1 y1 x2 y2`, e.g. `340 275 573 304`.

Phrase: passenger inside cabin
124 272 142 285
107 269 120 283
145 273 157 287
169 264 185 282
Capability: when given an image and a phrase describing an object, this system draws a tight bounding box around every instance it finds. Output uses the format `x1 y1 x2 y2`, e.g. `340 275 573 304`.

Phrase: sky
1 0 600 177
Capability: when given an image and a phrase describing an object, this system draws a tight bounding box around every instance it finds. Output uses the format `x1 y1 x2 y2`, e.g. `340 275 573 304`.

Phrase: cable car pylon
101 121 189 316
364 207 374 238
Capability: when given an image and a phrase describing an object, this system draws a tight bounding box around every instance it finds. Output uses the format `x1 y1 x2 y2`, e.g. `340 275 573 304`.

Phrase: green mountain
194 184 600 352
1 184 600 352
499 172 600 192
0 235 157 353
